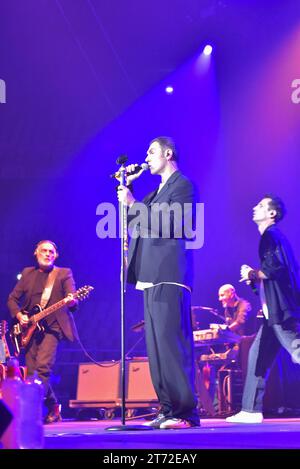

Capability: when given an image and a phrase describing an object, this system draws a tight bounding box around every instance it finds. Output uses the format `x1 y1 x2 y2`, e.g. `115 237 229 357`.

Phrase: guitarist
7 240 78 424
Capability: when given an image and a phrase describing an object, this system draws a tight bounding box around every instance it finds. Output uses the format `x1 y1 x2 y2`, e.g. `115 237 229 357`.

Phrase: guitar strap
40 267 59 309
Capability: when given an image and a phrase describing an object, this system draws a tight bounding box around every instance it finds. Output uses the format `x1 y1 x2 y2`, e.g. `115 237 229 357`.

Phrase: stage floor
43 417 300 450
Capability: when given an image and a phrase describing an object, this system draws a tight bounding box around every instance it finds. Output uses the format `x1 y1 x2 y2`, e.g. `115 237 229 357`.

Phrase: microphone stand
208 308 226 323
106 159 153 432
192 306 226 323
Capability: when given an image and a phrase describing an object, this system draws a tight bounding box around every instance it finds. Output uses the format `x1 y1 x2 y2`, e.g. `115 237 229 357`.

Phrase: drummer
218 284 255 336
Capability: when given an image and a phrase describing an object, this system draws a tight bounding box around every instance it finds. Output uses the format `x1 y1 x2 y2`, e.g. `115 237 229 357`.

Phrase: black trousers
143 284 199 425
25 322 63 408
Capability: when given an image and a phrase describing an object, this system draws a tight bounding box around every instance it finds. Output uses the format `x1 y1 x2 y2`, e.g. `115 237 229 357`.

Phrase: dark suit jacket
259 225 300 324
225 298 254 336
126 170 195 288
7 266 78 341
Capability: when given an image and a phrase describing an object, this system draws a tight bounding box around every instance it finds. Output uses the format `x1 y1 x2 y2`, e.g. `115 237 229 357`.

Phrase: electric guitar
10 285 94 356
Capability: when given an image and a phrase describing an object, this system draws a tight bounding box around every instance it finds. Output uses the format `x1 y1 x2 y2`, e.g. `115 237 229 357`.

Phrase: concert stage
43 417 300 450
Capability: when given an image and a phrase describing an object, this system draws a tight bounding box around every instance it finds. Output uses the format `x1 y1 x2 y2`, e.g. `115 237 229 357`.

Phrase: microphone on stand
192 305 225 322
110 163 149 179
192 306 219 313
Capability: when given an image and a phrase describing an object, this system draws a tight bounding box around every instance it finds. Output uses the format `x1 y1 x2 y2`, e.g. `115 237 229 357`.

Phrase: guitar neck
30 286 92 324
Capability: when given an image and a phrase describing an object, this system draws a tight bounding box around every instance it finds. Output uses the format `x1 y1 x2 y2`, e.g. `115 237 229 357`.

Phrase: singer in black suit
117 136 199 429
7 240 78 423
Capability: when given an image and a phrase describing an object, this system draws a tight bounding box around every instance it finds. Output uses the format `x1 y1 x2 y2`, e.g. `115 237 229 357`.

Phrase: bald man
218 284 254 336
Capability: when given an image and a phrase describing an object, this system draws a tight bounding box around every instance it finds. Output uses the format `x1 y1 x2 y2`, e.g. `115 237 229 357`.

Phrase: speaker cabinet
71 359 158 408
76 362 121 401
127 359 156 401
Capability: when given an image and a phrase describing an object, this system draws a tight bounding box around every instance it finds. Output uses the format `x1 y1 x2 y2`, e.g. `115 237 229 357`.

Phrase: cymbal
192 306 216 311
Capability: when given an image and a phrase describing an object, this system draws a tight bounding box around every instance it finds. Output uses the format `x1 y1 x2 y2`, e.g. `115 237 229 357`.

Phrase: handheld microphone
110 163 149 179
239 278 251 284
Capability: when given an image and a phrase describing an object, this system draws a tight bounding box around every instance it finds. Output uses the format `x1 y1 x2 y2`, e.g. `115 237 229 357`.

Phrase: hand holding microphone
111 163 149 185
239 264 254 284
112 160 148 207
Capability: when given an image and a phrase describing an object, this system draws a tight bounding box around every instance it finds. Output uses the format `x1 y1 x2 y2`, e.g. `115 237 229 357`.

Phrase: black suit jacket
126 170 195 288
7 266 78 341
224 298 254 336
259 225 300 324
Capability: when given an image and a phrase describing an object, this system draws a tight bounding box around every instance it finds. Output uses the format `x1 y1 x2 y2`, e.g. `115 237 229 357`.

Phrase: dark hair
150 136 178 161
264 194 286 223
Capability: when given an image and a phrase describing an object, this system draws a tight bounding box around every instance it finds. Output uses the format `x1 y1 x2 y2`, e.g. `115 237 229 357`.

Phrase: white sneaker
142 414 166 428
226 411 263 424
159 418 193 429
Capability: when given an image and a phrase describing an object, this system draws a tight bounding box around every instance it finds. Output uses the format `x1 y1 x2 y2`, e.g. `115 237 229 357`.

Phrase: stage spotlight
165 86 174 94
16 273 22 280
203 45 213 56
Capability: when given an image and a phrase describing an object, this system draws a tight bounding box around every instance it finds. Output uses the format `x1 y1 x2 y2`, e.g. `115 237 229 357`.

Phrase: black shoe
44 404 62 424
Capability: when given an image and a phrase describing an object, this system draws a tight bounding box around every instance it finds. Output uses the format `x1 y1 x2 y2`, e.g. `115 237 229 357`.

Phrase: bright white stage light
203 45 213 56
165 86 174 94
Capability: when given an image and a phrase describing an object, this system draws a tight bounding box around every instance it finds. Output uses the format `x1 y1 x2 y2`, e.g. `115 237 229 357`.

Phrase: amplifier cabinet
71 358 158 408
127 359 157 402
76 361 121 401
